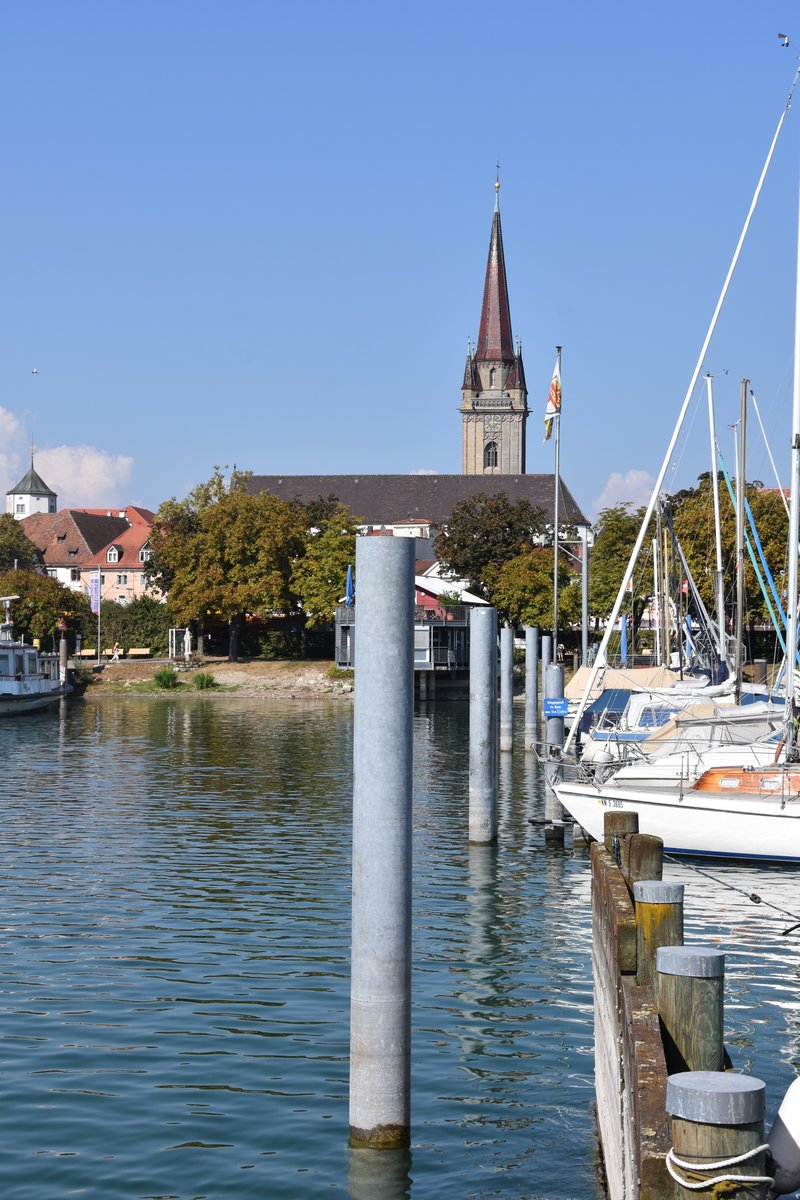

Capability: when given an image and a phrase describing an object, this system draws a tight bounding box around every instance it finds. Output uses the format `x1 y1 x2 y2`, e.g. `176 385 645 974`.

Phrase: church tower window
484 441 498 469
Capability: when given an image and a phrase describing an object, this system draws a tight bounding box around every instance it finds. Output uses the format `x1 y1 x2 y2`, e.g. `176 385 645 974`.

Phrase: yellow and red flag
544 354 561 441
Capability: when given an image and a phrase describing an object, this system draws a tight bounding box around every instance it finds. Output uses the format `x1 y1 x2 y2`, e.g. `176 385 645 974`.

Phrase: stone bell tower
460 182 528 475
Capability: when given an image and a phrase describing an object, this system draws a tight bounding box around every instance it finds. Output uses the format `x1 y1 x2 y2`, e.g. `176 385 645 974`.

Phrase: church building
461 180 528 475
248 186 587 534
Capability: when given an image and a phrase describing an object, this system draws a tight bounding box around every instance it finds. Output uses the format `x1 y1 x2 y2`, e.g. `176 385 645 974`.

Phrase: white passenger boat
0 595 72 716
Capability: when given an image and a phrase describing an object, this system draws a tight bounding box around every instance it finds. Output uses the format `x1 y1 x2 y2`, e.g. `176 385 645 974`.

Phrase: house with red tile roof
21 506 159 605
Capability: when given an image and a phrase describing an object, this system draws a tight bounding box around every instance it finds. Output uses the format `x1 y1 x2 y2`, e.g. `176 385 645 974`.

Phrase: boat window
0 652 9 675
25 653 37 674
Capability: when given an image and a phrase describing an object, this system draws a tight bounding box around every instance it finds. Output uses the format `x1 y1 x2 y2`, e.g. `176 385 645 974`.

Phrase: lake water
0 697 798 1199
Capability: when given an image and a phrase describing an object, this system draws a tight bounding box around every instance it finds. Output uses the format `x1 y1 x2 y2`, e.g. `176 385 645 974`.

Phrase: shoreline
74 657 354 701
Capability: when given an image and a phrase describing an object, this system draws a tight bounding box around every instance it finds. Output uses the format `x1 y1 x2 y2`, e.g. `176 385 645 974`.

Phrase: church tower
460 182 528 474
6 457 57 520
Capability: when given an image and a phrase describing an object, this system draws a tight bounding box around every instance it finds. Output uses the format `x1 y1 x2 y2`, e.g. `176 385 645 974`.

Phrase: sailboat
555 77 800 863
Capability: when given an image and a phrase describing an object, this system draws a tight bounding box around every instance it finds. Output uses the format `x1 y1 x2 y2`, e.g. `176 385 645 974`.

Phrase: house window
116 573 128 586
15 503 24 513
107 547 119 563
484 441 498 468
139 546 151 563
100 573 106 585
70 568 81 582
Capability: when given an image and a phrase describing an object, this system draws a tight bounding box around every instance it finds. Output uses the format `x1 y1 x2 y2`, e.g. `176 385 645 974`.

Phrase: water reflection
347 1148 413 1200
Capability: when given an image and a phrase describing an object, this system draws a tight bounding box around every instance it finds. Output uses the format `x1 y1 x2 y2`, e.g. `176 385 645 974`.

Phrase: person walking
111 642 121 662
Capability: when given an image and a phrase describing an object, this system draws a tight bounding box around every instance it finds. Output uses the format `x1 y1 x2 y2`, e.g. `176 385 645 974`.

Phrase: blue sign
543 697 569 718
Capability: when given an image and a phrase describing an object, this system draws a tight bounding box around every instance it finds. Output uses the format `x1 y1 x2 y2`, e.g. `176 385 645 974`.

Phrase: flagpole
552 346 562 653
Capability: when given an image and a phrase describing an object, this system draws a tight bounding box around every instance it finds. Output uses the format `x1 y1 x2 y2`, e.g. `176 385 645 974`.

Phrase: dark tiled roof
7 465 56 497
247 474 589 527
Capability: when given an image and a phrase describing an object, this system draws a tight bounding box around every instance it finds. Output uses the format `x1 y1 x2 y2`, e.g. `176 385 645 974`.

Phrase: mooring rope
665 1143 773 1191
663 852 800 935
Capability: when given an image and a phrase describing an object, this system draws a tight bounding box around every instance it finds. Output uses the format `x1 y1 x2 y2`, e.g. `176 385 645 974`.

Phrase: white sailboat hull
555 775 800 863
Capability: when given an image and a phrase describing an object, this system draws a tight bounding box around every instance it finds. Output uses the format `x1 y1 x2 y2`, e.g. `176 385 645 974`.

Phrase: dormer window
107 546 120 564
139 544 151 563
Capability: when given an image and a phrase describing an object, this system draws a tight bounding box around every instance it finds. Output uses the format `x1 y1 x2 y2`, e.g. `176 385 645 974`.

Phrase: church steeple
460 182 528 476
475 189 515 364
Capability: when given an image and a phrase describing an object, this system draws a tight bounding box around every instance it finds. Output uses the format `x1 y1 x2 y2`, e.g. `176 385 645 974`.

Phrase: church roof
247 474 589 528
475 206 515 363
7 463 56 497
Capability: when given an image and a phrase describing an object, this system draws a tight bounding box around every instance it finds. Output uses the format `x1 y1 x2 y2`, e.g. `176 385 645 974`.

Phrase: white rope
665 1143 773 1190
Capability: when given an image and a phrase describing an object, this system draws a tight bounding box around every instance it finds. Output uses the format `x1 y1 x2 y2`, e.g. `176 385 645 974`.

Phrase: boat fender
767 1076 800 1195
774 736 785 765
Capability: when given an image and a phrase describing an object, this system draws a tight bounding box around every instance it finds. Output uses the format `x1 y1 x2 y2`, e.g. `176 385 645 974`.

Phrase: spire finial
494 160 500 211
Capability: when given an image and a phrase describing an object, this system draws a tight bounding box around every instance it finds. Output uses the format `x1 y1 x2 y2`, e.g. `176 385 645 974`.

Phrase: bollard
541 634 552 685
349 537 415 1150
500 626 513 753
666 1072 769 1199
603 809 638 860
543 662 565 841
657 946 725 1074
469 606 498 844
633 881 684 988
626 833 663 886
753 658 767 687
524 626 539 751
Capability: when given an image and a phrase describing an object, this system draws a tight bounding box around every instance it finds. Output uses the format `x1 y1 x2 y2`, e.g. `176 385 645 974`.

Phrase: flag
90 570 100 615
544 354 561 441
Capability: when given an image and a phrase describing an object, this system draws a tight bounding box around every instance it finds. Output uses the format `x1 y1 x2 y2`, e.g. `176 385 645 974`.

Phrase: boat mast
552 346 562 651
734 380 748 704
705 374 728 665
652 535 662 665
562 76 798 756
785 184 800 757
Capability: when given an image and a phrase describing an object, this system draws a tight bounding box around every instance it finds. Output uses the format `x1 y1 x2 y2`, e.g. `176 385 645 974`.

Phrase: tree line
0 469 789 659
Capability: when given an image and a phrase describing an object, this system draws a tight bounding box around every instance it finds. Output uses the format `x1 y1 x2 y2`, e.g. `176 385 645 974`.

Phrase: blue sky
2 1 800 520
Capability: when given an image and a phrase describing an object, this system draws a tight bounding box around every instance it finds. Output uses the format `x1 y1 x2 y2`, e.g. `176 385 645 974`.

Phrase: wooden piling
657 946 725 1074
626 833 663 885
666 1072 769 1199
632 881 684 988
603 810 639 859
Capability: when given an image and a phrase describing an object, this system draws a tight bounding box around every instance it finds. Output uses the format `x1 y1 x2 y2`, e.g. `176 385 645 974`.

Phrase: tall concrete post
524 626 539 751
499 625 513 753
349 537 415 1150
57 619 69 685
544 661 566 842
469 606 498 843
580 524 590 665
541 634 552 681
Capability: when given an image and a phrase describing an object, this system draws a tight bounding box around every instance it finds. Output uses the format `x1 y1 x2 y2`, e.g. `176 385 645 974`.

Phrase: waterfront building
6 458 58 519
21 505 158 605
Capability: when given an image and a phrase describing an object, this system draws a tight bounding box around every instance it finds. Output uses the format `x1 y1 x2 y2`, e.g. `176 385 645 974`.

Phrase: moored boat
0 595 72 716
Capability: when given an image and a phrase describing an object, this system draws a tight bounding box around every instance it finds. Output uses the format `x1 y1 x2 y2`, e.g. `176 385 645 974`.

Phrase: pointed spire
475 181 514 363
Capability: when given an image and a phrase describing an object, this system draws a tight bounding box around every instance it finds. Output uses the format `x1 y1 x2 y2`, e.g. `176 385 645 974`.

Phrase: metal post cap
633 881 684 905
657 945 725 977
666 1071 765 1124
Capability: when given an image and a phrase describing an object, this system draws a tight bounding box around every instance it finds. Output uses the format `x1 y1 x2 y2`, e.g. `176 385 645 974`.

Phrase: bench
127 648 151 658
75 648 97 659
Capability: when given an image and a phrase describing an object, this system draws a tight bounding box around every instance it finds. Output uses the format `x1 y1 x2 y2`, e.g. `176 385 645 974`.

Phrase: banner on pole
90 571 100 615
544 353 561 442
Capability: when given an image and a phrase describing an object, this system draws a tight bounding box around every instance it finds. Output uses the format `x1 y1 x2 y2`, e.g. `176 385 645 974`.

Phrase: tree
0 569 92 646
484 547 581 629
435 493 546 596
291 503 359 628
148 469 307 660
589 503 653 628
0 514 40 573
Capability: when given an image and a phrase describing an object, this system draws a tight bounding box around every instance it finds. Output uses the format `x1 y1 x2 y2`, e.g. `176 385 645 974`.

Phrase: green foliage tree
484 547 581 629
148 468 307 661
435 493 546 596
589 503 653 629
0 569 92 647
98 595 172 656
0 514 40 573
671 474 788 630
291 503 359 628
